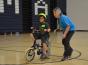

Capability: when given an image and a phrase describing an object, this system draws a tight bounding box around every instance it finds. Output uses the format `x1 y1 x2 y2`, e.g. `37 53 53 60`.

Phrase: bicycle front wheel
26 49 35 62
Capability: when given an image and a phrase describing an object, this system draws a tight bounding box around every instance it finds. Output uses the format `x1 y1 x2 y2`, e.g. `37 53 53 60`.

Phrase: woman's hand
62 25 70 39
62 34 66 39
54 29 60 33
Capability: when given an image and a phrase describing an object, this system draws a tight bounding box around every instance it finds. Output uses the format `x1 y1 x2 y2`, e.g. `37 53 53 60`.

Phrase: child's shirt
39 22 49 35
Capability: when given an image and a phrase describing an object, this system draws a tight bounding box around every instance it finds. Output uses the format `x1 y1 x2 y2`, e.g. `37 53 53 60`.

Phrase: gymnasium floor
0 32 88 65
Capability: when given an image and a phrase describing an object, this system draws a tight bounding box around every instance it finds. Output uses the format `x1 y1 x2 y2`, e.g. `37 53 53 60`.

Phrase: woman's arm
63 25 70 39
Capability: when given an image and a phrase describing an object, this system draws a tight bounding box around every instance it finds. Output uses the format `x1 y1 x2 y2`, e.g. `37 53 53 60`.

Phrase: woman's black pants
62 31 75 57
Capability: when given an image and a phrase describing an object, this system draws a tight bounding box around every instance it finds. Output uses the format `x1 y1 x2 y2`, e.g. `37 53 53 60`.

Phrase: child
39 13 51 59
32 13 51 59
53 7 75 61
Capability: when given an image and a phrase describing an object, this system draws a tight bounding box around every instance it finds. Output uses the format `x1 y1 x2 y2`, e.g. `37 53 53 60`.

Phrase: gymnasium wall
0 0 23 32
67 0 88 30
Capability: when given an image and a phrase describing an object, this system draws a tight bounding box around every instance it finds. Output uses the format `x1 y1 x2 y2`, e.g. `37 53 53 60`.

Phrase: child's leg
41 35 49 58
42 43 48 55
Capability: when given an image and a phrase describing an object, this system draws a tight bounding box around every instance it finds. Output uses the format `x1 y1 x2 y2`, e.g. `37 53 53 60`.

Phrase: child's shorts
41 33 49 45
33 32 49 45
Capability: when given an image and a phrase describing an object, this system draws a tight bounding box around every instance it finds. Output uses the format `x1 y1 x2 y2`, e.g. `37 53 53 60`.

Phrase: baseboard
75 30 88 32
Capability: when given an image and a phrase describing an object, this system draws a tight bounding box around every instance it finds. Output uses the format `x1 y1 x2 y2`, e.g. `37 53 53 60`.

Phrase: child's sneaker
40 54 49 60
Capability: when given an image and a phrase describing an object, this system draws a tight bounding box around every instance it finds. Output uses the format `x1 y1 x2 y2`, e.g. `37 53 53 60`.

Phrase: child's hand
44 29 47 32
30 27 34 29
44 29 51 32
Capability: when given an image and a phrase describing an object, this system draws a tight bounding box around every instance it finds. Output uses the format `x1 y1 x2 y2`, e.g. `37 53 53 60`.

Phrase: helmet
39 13 46 18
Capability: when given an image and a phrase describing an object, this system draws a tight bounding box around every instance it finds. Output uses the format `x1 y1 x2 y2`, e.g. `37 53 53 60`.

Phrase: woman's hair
53 7 62 14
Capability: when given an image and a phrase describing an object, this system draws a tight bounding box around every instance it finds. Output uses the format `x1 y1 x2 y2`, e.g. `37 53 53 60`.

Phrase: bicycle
25 28 49 62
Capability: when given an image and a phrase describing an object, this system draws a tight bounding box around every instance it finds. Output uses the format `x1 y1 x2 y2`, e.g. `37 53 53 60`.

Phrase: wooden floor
0 32 88 65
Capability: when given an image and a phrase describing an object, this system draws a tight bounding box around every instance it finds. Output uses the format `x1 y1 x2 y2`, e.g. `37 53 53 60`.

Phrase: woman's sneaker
61 56 69 61
68 49 73 58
